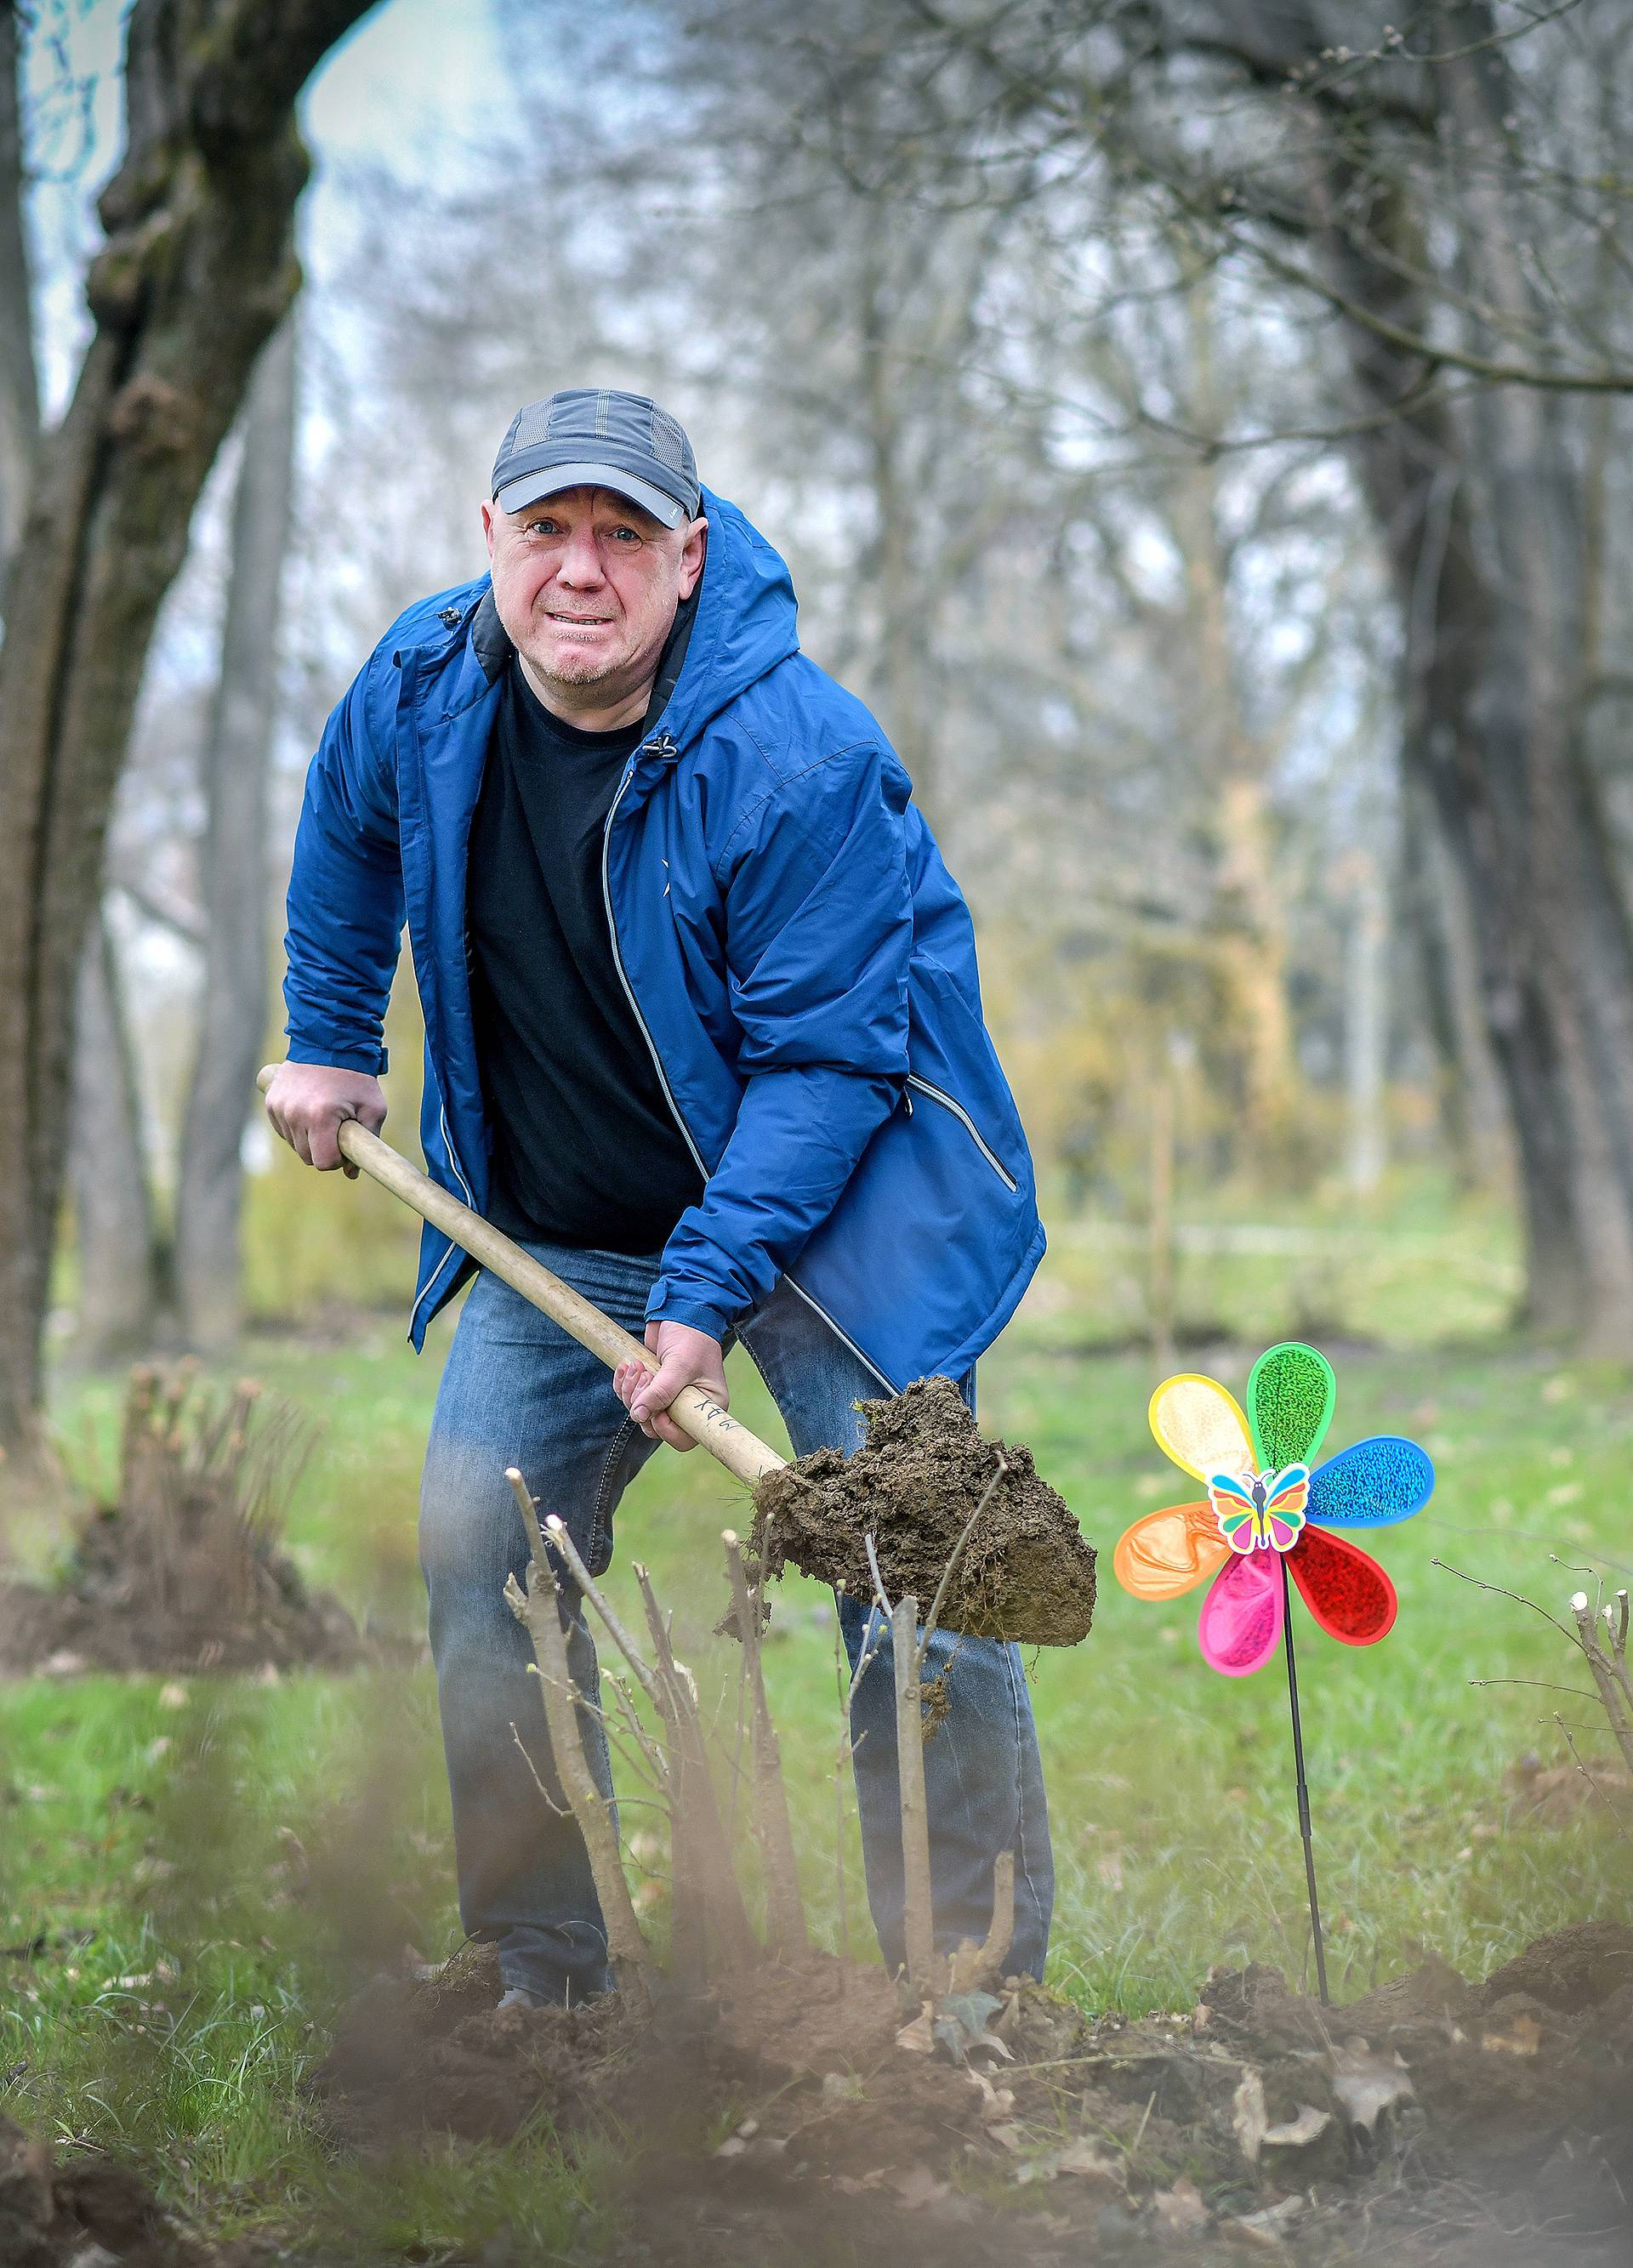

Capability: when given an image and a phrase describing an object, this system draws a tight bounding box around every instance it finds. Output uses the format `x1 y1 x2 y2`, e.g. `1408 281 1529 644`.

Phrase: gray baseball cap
491 387 701 530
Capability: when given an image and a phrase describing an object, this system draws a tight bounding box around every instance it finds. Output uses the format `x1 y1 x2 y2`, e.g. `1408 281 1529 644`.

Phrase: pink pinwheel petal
1288 1525 1397 1646
1198 1549 1284 1677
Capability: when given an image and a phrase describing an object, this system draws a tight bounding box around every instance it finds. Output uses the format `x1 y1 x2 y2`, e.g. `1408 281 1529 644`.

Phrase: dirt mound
749 1375 1096 1646
311 1924 1633 2265
0 2112 253 2267
1480 1920 1633 2012
0 1367 373 1678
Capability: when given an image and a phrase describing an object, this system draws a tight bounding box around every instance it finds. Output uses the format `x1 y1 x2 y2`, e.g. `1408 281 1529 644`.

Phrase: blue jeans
418 1243 1053 2002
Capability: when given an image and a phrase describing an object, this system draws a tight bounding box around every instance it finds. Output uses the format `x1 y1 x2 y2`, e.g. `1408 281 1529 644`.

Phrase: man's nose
555 522 606 586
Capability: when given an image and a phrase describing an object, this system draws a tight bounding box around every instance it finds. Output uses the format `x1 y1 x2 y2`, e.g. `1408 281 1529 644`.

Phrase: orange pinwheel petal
1288 1524 1397 1646
1113 1502 1232 1601
1149 1373 1255 1484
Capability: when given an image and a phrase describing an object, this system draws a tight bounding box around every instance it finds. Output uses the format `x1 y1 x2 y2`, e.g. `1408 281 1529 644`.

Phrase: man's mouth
546 611 614 627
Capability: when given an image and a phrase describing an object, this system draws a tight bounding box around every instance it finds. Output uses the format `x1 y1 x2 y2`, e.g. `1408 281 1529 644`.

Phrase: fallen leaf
1096 1850 1125 1889
1231 2195 1306 2249
1262 2105 1331 2150
1232 2069 1268 2163
157 1681 189 1711
1152 2177 1209 2233
933 1987 1010 2065
890 2166 954 2211
895 2006 935 2054
1328 2043 1414 2132
1055 2136 1120 2181
1482 2015 1541 2058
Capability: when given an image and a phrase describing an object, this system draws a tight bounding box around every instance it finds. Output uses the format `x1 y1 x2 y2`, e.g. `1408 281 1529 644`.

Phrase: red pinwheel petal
1288 1525 1397 1646
1198 1549 1284 1677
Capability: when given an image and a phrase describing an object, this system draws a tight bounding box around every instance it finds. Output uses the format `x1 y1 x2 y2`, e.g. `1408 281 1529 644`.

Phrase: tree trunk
1141 0 1633 1342
176 317 298 1349
0 0 371 1460
69 909 166 1360
1343 851 1388 1197
1322 173 1633 1340
0 0 37 560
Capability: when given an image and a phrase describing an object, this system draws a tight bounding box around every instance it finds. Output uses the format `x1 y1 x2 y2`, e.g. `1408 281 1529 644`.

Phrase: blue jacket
283 489 1044 1390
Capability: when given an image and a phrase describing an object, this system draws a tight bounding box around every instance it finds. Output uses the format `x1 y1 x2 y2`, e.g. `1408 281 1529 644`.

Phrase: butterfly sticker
1207 1464 1309 1555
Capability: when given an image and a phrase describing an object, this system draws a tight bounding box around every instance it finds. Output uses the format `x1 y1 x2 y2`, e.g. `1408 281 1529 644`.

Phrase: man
267 388 1050 2008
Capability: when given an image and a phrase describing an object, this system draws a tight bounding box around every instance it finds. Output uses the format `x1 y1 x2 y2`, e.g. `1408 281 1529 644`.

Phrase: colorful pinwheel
1114 1342 1435 1677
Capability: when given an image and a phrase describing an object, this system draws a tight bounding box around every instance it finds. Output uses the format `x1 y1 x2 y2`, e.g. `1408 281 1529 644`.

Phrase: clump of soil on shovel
748 1374 1096 1646
0 1366 367 1677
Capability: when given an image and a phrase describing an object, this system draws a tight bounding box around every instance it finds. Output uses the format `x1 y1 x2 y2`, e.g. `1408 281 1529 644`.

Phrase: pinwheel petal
1198 1549 1284 1677
1306 1437 1435 1529
1149 1373 1255 1483
1248 1342 1336 1469
1113 1502 1232 1601
1288 1526 1397 1646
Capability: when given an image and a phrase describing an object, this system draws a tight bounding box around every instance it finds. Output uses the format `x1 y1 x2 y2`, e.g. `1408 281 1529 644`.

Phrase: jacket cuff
285 1038 390 1075
645 1282 735 1343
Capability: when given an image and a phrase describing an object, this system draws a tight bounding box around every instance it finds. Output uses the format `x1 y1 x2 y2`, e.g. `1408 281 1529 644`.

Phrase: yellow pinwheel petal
1113 1501 1231 1601
1149 1373 1255 1483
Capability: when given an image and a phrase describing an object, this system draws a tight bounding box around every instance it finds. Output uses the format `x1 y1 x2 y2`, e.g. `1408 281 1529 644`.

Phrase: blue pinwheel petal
1306 1435 1434 1529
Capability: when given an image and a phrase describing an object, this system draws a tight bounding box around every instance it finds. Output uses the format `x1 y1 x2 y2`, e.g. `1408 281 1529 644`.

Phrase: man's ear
481 499 498 559
679 515 708 600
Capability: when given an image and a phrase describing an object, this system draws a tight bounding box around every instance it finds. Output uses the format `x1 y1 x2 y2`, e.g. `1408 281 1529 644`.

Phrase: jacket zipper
410 1103 477 1330
600 759 709 1180
905 1073 1019 1192
600 749 896 1392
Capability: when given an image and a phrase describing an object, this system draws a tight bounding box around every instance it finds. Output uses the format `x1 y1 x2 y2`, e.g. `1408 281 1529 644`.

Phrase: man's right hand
262 1062 387 1178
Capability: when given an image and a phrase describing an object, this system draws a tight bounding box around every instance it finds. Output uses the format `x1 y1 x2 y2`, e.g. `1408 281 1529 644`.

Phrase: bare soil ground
0 1369 376 1678
0 2113 270 2268
310 1919 1633 2265
749 1374 1097 1646
0 1506 369 1677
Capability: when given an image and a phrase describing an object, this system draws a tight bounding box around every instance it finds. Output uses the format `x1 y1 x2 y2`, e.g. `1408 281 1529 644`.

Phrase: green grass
5 1214 1631 2254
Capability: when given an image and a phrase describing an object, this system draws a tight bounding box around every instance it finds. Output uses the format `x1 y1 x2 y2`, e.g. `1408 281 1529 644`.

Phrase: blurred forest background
9 0 1633 1448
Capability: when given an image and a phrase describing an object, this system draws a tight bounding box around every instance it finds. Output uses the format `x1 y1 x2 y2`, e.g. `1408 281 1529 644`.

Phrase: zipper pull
642 730 680 763
436 605 464 629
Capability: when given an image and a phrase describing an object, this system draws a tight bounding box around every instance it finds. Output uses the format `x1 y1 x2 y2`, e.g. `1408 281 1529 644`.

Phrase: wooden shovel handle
256 1067 786 1486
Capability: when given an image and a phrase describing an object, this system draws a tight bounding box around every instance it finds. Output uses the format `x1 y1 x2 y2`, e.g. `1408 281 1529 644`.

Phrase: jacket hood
659 486 801 749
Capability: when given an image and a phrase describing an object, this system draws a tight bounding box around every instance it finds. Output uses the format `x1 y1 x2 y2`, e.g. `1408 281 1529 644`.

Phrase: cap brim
494 462 689 530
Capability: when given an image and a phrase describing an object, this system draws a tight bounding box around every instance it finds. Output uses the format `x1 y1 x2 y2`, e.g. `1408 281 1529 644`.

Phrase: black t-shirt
466 661 706 1253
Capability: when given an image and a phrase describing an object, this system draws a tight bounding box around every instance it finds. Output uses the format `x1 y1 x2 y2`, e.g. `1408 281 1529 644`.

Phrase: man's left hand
613 1321 728 1452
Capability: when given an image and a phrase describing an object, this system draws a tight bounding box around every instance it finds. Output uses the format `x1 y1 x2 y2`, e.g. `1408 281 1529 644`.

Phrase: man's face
481 483 706 716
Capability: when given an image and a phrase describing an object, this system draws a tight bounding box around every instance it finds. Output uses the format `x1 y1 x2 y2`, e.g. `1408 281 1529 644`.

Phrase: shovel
255 1067 786 1487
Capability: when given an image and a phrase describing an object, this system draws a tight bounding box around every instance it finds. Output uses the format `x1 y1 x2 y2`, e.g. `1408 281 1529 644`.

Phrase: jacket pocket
903 950 1030 1197
904 1075 1019 1191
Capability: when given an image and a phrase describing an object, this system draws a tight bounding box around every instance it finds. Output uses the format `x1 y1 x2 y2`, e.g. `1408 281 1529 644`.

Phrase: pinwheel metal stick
1278 1560 1329 2003
1114 1342 1435 2004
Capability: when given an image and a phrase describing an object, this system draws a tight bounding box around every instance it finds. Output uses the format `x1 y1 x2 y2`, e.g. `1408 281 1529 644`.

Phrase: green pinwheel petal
1247 1341 1336 1469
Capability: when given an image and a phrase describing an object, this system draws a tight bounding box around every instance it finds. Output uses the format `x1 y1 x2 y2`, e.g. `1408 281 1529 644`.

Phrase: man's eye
610 526 640 543
526 520 560 537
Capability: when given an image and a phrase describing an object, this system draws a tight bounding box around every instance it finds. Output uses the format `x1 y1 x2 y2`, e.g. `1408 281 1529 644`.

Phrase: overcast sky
26 0 521 411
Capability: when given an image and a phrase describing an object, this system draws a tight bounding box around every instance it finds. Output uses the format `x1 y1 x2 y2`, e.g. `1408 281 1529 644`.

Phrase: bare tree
790 0 1633 1341
176 316 299 1349
0 1 36 562
0 0 370 1461
68 907 164 1358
